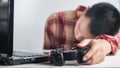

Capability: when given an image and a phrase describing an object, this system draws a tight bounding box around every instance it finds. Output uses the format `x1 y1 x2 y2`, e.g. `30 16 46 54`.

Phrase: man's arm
76 33 120 65
96 34 119 55
43 13 57 49
43 12 65 49
94 31 120 55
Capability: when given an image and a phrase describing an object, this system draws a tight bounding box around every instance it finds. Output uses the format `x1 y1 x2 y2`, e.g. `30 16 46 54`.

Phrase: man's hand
77 39 112 65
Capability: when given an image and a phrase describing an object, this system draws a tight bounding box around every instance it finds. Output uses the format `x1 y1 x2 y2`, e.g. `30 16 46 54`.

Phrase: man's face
74 15 94 41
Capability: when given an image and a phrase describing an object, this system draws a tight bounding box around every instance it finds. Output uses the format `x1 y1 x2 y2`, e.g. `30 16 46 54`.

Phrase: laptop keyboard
13 51 46 57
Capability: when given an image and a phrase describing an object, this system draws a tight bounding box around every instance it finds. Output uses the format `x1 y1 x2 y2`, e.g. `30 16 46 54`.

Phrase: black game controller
49 45 90 66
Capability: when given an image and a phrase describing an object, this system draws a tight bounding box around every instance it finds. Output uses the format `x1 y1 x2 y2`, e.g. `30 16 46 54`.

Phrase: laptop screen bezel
0 0 14 57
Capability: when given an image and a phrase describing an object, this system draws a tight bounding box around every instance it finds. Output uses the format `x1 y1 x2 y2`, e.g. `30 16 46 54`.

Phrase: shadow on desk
40 61 80 66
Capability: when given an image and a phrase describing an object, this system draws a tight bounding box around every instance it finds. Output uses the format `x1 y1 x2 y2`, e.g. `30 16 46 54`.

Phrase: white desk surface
0 50 120 68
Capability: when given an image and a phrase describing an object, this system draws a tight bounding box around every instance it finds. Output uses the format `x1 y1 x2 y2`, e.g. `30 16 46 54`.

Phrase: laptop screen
0 0 14 57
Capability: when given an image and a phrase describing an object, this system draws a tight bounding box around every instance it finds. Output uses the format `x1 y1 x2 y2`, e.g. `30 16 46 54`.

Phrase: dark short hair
85 2 120 36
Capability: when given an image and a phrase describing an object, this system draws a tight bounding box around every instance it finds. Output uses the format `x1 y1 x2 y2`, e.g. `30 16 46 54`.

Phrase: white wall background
14 0 120 53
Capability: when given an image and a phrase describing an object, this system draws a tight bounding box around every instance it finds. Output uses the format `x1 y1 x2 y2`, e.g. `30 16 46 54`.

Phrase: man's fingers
77 39 91 47
86 50 105 65
83 44 98 61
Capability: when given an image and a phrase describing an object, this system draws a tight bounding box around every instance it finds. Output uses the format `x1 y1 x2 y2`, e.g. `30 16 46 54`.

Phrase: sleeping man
43 3 120 64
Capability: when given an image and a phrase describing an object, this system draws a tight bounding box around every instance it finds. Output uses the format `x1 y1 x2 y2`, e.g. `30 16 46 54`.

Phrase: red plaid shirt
43 6 120 54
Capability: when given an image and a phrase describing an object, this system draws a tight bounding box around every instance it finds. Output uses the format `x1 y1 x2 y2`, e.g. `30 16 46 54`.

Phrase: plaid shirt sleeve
43 12 62 49
114 31 120 49
43 11 77 49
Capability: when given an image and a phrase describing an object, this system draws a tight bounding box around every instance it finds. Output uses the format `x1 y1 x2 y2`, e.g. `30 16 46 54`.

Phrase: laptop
0 0 48 65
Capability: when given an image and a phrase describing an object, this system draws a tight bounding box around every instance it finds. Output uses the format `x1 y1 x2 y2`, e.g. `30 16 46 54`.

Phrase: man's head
74 3 120 41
